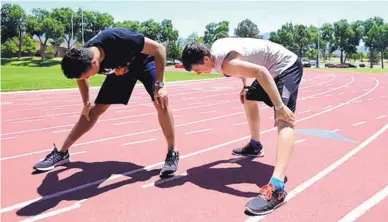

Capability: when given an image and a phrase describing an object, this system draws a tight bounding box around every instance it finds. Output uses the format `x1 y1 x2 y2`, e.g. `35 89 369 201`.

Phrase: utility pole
316 16 320 68
81 8 84 45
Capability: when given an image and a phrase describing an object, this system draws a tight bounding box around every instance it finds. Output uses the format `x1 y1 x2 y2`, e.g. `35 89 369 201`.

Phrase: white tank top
211 38 298 78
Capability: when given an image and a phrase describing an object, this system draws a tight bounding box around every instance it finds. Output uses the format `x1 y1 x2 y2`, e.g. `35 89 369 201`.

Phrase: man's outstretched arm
141 37 167 83
76 79 90 106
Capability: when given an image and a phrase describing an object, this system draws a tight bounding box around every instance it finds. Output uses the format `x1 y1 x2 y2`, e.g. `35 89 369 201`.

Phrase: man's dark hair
61 47 94 79
181 42 211 71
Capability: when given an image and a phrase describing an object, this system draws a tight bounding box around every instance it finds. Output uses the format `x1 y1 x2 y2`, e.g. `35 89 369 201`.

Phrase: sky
3 0 388 38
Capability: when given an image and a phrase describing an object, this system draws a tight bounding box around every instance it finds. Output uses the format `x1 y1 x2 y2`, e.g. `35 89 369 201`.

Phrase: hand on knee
154 101 169 112
277 119 295 130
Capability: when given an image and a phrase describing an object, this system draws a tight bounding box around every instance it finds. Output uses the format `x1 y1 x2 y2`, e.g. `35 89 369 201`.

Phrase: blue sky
3 0 388 38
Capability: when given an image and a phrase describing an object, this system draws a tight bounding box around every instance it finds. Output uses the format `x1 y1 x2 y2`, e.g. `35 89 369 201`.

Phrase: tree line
2 3 387 68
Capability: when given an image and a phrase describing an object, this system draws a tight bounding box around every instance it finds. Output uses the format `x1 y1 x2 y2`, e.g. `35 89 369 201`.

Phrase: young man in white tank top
181 37 304 216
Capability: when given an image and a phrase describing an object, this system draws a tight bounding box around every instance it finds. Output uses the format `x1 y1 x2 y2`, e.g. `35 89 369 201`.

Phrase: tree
362 17 385 68
140 19 162 41
1 3 27 58
25 9 64 59
234 19 260 38
332 19 354 63
1 35 36 57
114 20 142 32
77 10 114 43
320 23 336 60
204 21 229 47
269 23 298 55
375 23 388 68
51 7 80 49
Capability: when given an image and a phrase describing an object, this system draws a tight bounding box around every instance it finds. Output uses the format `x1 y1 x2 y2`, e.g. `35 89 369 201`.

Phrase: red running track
1 71 388 222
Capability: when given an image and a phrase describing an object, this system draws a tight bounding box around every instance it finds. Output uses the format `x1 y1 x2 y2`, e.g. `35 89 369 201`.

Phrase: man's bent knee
277 119 295 130
89 104 110 119
153 101 169 112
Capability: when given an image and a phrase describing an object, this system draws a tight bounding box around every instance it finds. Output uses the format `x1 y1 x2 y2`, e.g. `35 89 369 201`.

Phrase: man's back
84 27 146 74
211 37 297 78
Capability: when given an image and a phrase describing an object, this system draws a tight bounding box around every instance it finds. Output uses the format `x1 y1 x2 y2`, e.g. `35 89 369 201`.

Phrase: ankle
269 177 285 191
249 138 262 149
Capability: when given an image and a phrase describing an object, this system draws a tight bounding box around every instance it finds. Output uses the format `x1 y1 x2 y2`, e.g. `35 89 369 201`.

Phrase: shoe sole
232 150 265 157
33 158 71 171
159 171 176 178
245 200 287 216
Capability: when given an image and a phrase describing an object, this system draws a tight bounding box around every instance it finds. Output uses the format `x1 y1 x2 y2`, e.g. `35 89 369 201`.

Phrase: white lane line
0 75 343 133
299 110 311 114
1 136 16 140
116 109 134 113
0 77 378 214
245 123 388 222
0 76 358 161
338 185 388 222
52 129 72 134
142 157 251 188
1 78 225 95
352 100 362 103
0 112 245 161
1 100 234 136
331 129 340 133
296 139 306 144
112 121 139 126
3 82 233 115
122 138 156 146
323 105 332 109
20 199 87 222
185 128 212 135
353 121 366 126
11 119 42 124
200 111 216 114
70 151 87 156
299 76 354 102
376 115 386 120
41 107 64 111
233 122 247 126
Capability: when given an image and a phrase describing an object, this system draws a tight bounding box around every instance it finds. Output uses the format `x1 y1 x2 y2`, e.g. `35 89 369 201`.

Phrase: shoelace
43 150 60 163
43 143 62 162
259 184 275 201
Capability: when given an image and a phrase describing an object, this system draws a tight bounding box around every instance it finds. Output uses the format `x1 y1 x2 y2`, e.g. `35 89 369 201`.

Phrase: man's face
78 59 99 80
190 56 213 74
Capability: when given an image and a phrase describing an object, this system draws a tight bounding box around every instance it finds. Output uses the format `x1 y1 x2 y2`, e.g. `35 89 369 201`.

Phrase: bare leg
243 97 261 142
271 120 295 181
232 97 263 156
59 104 110 152
153 101 176 152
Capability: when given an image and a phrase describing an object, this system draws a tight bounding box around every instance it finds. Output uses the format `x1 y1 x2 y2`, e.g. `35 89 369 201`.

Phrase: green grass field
1 57 220 92
1 57 387 92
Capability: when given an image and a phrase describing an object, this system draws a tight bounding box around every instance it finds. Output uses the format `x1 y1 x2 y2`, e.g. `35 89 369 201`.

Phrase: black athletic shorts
245 58 304 112
94 54 156 105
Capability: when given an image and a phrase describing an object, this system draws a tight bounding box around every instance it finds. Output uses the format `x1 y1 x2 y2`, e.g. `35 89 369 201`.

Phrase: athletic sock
249 138 262 149
269 177 285 191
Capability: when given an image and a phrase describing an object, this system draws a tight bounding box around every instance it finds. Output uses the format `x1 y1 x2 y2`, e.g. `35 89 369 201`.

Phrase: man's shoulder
84 28 144 47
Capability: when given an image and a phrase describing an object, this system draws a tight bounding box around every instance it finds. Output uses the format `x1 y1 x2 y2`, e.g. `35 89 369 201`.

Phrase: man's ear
204 56 210 62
